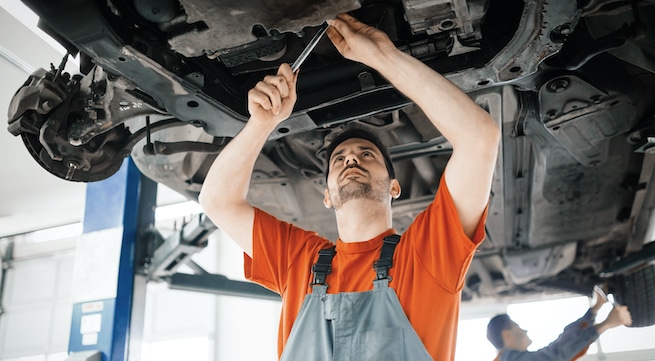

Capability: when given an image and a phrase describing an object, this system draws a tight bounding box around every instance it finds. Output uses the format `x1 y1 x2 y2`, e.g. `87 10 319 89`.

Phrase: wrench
291 22 329 73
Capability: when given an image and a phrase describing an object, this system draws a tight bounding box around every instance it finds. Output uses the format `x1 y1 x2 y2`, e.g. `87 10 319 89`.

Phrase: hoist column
67 158 157 361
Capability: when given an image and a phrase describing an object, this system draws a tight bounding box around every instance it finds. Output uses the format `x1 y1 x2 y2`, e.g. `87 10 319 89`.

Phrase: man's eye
334 156 344 163
363 151 372 157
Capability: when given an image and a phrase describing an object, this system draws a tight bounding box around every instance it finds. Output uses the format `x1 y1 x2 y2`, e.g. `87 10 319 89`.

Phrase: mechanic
486 287 633 361
199 13 500 361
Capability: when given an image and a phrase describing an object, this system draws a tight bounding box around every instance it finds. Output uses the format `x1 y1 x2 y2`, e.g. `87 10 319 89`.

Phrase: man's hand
596 305 632 334
606 305 633 327
247 63 298 126
326 13 396 68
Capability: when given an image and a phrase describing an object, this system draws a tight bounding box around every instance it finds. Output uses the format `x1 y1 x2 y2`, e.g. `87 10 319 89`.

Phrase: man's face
503 321 532 351
324 138 395 209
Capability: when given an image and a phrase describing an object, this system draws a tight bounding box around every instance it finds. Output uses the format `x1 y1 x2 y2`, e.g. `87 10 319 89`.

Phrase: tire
613 263 655 327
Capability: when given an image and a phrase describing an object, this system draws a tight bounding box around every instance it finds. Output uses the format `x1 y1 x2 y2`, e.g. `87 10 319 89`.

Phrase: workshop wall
0 239 74 359
0 226 281 361
140 229 280 360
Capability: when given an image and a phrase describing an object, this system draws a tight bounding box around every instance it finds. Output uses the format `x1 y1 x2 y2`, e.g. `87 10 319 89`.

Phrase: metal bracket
141 213 279 300
145 214 216 280
358 71 375 92
168 273 279 301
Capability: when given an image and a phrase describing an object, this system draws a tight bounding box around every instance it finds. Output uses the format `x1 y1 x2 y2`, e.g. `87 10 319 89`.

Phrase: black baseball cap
325 128 395 180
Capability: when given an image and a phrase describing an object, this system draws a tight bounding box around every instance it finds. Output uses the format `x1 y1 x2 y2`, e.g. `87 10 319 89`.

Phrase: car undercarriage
7 0 655 326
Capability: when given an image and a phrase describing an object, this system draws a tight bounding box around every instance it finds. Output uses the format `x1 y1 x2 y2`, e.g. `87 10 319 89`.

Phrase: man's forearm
199 118 276 207
369 48 496 150
199 63 297 256
501 326 598 361
562 309 595 334
368 45 499 237
198 118 278 257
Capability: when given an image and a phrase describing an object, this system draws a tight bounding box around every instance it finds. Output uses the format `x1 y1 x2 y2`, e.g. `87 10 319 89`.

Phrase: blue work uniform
497 310 598 361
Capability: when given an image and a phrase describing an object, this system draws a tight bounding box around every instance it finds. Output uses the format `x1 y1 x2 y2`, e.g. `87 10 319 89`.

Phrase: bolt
65 160 80 180
546 110 558 119
548 78 570 92
590 95 602 104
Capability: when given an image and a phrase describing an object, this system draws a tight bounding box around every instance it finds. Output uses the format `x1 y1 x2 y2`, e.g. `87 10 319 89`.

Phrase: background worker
199 13 500 361
486 287 633 361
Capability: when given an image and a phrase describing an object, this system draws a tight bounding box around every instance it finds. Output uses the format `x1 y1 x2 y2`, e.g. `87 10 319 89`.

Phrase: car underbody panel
7 0 655 323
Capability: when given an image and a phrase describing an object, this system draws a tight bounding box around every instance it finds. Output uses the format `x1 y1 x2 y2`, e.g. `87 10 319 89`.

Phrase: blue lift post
68 158 157 361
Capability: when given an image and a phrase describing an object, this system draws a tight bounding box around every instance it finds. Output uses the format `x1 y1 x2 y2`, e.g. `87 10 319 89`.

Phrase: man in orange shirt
199 13 500 361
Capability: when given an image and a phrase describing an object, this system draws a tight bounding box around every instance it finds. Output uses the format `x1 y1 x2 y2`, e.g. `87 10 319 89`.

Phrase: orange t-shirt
245 176 487 361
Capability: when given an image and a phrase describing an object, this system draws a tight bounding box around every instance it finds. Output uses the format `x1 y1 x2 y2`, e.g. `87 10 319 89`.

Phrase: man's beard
331 178 390 209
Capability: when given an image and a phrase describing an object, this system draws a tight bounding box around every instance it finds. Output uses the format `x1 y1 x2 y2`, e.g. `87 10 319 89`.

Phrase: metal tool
594 284 618 305
291 22 329 72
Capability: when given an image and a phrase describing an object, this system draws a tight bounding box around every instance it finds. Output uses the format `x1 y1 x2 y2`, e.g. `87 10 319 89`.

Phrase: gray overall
279 235 434 361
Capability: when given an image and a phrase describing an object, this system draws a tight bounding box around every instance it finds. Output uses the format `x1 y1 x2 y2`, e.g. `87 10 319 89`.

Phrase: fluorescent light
22 223 83 243
155 201 204 221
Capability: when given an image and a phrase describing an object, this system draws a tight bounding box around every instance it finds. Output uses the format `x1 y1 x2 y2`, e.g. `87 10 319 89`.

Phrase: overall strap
373 234 401 280
311 246 336 286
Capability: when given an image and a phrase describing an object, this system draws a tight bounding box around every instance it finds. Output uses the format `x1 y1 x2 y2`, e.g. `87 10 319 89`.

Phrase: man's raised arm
327 14 500 238
198 64 298 257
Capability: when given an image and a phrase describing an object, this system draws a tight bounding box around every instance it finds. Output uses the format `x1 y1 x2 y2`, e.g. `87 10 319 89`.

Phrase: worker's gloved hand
7 67 70 124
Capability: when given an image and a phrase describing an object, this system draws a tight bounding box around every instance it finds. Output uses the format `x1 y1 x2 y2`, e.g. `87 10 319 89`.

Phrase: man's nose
345 154 359 165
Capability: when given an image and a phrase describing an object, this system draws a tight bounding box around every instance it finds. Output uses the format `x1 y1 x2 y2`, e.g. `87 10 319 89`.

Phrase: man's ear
390 179 401 199
324 189 332 208
501 329 512 348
